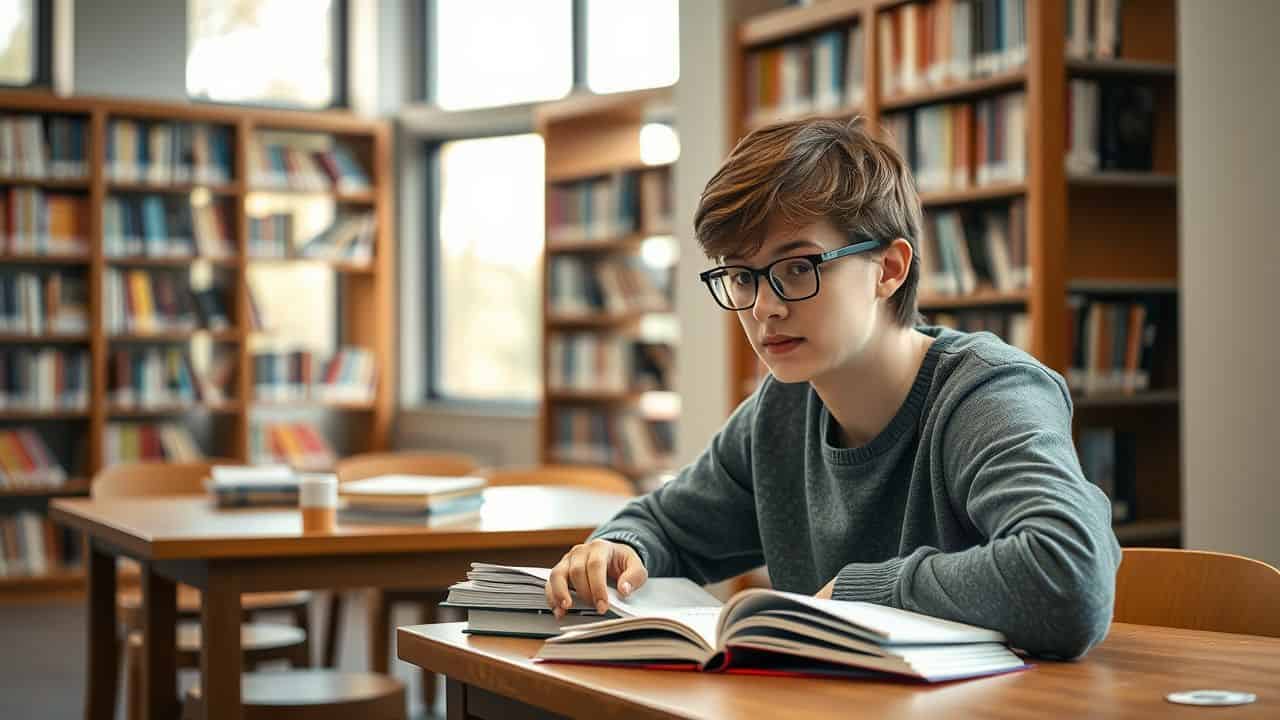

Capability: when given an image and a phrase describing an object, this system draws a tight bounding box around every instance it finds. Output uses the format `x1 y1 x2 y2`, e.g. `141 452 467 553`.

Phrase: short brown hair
694 117 923 327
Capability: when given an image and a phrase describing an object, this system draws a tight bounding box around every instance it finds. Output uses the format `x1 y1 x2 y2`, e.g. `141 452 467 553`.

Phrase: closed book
337 474 487 512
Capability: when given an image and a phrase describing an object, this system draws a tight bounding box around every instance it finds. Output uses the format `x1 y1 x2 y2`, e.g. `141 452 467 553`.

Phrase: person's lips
761 334 805 355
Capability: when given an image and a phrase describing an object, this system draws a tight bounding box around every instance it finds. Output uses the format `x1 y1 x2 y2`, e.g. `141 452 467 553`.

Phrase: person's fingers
567 545 593 613
546 556 574 619
615 546 649 597
585 542 613 614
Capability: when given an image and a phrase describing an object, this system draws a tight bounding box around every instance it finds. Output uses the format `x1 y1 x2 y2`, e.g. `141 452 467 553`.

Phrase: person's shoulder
925 326 1071 407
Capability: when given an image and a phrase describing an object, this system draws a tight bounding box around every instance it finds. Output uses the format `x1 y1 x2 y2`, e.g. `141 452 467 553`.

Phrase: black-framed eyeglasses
698 239 884 311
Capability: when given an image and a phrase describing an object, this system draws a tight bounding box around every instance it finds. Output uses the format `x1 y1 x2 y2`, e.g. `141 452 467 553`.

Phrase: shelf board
1067 58 1177 78
739 2 862 47
247 186 375 204
919 289 1028 310
744 103 865 132
105 255 238 267
1068 279 1179 294
107 180 237 195
0 410 89 421
919 183 1026 206
1114 519 1182 545
546 390 640 404
0 253 90 265
1068 172 1177 188
880 70 1026 111
0 333 89 343
546 233 650 254
0 479 90 499
246 256 374 273
0 176 89 190
1073 389 1180 408
547 162 670 185
0 568 85 594
110 329 239 342
108 403 241 417
252 399 375 411
547 310 665 328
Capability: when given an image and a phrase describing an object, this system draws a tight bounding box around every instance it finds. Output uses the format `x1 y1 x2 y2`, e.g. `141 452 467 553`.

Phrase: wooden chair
326 450 480 702
181 669 404 720
1114 547 1280 638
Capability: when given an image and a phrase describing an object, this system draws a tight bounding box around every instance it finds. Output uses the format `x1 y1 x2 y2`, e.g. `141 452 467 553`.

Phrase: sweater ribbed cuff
590 531 653 573
832 556 907 606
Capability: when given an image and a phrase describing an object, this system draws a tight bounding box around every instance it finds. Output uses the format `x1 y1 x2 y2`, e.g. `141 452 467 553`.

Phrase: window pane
0 0 35 85
436 134 544 402
586 0 679 94
433 0 572 111
187 0 335 108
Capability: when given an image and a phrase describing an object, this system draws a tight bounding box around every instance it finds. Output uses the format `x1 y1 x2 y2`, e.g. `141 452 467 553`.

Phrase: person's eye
729 270 753 287
783 260 813 277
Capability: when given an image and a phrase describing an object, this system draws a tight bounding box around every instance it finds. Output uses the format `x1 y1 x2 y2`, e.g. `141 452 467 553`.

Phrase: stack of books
337 474 488 525
442 563 722 638
536 587 1028 682
208 465 299 508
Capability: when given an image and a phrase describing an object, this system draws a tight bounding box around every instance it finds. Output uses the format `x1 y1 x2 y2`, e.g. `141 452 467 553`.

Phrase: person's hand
815 577 836 600
545 539 648 618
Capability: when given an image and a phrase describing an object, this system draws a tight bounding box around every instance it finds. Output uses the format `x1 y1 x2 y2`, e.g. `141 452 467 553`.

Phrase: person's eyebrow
725 239 823 265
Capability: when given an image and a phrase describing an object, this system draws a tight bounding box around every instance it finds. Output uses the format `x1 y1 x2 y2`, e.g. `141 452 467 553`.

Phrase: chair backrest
334 451 480 484
91 459 237 499
1115 547 1280 638
475 464 634 496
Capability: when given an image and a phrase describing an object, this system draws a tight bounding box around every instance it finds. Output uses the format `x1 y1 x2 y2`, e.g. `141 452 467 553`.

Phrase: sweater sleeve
588 382 766 584
832 361 1121 659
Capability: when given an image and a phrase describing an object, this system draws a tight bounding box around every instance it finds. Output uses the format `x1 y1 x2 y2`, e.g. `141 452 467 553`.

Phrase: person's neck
811 324 934 449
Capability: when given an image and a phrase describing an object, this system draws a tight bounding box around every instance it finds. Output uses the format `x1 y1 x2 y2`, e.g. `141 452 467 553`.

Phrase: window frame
0 0 53 89
185 0 350 110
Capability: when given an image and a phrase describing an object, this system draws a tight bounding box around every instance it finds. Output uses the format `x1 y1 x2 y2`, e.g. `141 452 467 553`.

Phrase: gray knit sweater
591 326 1121 659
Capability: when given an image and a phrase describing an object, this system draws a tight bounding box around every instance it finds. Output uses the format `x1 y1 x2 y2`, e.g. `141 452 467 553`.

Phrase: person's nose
751 274 788 323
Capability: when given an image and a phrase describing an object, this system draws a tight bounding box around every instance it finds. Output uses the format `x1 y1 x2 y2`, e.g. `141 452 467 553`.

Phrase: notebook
337 474 487 513
535 587 1027 682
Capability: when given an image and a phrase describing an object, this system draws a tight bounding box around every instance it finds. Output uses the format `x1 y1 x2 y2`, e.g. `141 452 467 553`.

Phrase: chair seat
128 622 309 667
184 670 405 719
118 586 311 627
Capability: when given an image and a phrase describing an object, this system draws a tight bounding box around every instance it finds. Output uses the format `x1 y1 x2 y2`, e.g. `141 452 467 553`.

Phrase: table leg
141 563 178 720
84 543 118 720
445 678 468 720
200 565 243 720
369 588 391 673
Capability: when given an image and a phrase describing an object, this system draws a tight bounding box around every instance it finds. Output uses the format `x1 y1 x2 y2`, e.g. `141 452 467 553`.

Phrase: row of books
550 408 673 471
0 349 90 410
103 195 235 258
547 169 672 244
0 271 89 335
548 334 631 394
878 0 1026 98
106 347 229 409
1065 0 1124 60
0 188 90 256
0 511 78 577
0 114 87 179
248 422 337 473
884 91 1026 193
0 429 66 488
103 422 204 464
103 269 231 334
1066 295 1166 396
920 200 1028 296
548 256 669 316
1078 425 1136 524
744 24 865 127
106 119 233 185
248 141 370 193
252 347 376 403
928 310 1030 352
248 212 376 264
1066 79 1156 174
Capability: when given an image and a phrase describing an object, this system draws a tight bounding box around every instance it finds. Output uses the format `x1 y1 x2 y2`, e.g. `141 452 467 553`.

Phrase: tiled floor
0 591 443 720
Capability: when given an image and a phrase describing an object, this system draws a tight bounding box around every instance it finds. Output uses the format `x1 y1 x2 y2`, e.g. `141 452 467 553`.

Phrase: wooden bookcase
730 0 1180 546
536 89 679 489
0 91 395 599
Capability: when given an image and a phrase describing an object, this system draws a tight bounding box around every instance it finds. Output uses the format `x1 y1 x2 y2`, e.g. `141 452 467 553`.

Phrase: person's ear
875 238 912 300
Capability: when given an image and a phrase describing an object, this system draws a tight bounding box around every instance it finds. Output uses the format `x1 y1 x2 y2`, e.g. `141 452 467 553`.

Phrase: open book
535 587 1027 682
442 563 722 638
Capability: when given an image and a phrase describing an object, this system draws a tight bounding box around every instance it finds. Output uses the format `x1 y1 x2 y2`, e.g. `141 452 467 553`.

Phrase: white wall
74 0 187 99
1180 1 1280 567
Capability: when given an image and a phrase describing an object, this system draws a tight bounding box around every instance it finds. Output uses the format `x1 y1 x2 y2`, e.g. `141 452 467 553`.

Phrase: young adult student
545 118 1120 658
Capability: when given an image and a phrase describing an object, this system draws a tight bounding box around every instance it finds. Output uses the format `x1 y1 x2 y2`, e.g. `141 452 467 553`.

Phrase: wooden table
50 485 629 720
397 622 1280 719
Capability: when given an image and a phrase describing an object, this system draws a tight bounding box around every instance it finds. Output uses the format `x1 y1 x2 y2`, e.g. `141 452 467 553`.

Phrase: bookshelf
730 0 1180 546
0 91 395 599
536 89 679 490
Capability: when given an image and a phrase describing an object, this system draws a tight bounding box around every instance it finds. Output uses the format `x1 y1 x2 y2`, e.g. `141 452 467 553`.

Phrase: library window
187 0 341 109
431 133 544 403
585 0 679 94
431 0 573 111
0 0 35 86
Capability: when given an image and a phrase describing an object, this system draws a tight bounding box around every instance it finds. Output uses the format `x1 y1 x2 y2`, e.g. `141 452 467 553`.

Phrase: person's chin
761 359 812 384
